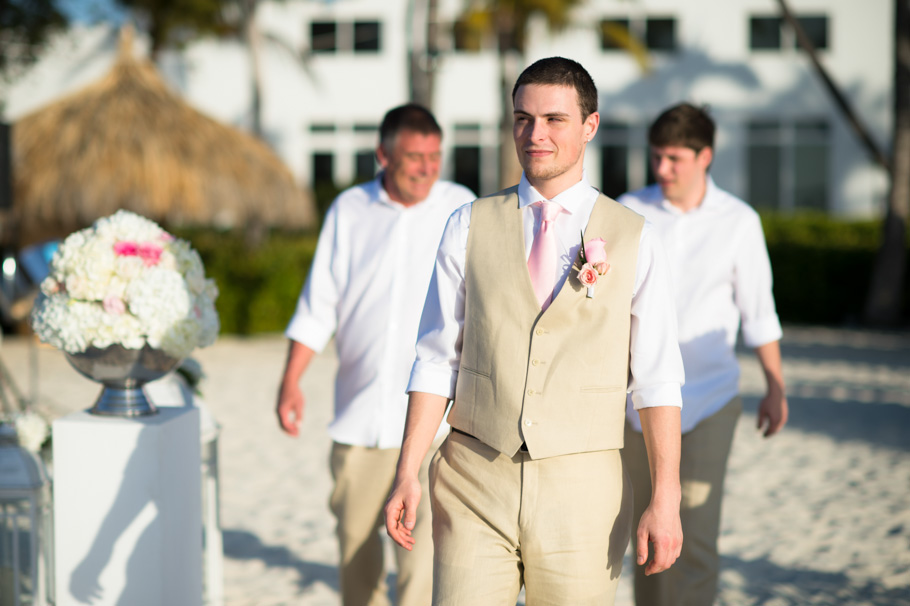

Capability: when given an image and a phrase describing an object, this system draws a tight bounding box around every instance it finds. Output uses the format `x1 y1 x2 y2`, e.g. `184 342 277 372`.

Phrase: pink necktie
527 200 562 310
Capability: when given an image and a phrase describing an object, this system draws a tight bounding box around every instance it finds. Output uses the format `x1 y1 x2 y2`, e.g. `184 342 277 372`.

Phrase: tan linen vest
448 186 644 460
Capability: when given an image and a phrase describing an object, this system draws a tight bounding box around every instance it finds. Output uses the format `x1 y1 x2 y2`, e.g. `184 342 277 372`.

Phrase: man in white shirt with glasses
276 104 475 606
620 102 789 606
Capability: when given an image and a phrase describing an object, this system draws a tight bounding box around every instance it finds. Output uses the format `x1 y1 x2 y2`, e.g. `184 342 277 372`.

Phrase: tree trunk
243 0 264 140
863 0 910 326
775 0 890 173
408 0 438 109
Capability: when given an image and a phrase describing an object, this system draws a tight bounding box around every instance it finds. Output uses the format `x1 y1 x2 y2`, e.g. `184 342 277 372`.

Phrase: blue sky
56 0 128 24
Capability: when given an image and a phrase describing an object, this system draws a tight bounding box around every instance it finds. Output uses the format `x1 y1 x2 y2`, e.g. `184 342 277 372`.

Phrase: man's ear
584 111 600 142
697 146 714 170
376 145 389 169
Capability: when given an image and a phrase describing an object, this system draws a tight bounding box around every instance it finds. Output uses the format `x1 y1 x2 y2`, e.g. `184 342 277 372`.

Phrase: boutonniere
577 232 611 298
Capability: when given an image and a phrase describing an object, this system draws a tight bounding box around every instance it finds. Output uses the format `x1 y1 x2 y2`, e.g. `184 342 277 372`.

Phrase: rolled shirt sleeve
285 200 342 352
628 222 685 410
735 212 783 349
407 203 472 399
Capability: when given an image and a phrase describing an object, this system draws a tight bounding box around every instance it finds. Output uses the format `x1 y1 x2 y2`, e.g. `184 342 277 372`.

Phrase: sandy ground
2 324 909 606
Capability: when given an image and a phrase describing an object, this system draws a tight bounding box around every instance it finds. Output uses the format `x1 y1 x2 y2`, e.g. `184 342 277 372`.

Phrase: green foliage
172 215 908 335
113 0 239 54
172 227 318 334
760 212 910 325
0 0 65 74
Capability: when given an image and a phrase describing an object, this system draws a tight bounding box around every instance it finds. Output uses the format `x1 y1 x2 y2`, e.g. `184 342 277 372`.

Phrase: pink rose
113 241 139 256
137 243 163 266
584 238 607 265
578 263 598 287
593 261 611 275
103 294 126 315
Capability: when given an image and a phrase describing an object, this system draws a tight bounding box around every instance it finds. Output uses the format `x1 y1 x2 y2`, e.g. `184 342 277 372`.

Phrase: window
749 17 781 49
453 146 481 196
312 153 334 185
354 21 381 52
747 119 829 211
600 19 630 51
311 22 336 53
355 150 376 183
310 20 383 53
749 15 828 51
600 123 630 199
645 18 675 51
599 17 676 52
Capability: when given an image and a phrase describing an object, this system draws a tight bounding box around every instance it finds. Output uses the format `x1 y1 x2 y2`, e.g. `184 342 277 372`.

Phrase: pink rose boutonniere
577 234 611 298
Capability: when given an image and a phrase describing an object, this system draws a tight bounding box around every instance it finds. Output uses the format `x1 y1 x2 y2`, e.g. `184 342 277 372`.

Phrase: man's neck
526 170 584 201
667 176 708 213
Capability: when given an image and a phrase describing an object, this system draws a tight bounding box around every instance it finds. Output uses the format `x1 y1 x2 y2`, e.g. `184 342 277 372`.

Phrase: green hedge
174 214 908 334
760 213 909 325
173 228 319 334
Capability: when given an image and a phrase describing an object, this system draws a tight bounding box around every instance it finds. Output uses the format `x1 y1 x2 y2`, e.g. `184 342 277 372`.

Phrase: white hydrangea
13 412 50 453
31 210 220 359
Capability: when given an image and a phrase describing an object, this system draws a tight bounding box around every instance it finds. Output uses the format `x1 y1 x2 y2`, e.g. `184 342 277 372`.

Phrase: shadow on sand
222 529 339 594
719 554 910 606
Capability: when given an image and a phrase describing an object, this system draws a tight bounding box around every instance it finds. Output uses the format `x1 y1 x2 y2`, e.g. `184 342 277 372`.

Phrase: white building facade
4 0 894 217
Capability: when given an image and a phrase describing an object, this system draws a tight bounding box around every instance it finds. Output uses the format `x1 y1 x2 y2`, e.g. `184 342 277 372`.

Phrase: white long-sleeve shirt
408 173 685 410
285 175 475 448
620 178 782 433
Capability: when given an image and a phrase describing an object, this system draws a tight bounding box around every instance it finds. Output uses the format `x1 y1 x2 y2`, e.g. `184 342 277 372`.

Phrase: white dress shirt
620 177 782 433
286 175 475 448
408 173 684 410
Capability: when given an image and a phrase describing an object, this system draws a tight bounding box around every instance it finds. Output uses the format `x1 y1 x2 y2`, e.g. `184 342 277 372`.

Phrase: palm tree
454 0 585 188
776 0 908 326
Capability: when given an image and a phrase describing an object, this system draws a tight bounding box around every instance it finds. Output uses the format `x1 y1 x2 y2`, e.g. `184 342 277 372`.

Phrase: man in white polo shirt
620 102 789 606
276 104 475 606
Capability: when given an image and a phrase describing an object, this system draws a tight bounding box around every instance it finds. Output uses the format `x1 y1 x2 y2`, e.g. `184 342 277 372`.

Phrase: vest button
524 419 532 426
527 389 534 395
531 359 539 366
535 328 544 335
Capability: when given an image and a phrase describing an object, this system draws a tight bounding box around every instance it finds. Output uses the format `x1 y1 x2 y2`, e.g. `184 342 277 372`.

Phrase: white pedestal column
52 407 202 606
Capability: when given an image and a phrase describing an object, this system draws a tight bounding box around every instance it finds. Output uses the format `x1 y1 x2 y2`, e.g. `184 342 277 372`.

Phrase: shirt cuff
741 315 783 349
631 382 683 410
407 360 458 400
284 316 334 353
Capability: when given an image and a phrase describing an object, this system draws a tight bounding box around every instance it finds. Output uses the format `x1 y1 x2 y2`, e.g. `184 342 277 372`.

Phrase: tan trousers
622 396 742 606
330 439 439 606
429 430 632 606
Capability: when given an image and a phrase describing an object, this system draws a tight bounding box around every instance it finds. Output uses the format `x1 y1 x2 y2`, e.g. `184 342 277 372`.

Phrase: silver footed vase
65 344 182 417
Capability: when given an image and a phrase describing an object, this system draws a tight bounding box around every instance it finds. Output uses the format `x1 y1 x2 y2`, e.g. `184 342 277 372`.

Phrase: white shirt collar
659 176 721 215
517 171 596 215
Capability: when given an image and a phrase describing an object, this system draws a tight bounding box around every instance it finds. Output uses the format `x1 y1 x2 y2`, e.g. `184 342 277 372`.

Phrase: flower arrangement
577 235 611 298
31 210 219 359
3 411 51 453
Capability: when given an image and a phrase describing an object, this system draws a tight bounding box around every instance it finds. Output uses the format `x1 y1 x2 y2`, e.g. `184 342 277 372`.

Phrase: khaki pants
330 439 439 606
622 397 742 606
429 430 632 606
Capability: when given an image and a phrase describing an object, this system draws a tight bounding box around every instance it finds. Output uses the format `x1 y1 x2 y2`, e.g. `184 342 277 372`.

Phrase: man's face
513 84 599 197
377 130 442 206
649 144 713 205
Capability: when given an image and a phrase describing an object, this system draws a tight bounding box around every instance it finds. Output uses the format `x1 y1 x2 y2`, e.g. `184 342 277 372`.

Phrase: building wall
2 0 893 217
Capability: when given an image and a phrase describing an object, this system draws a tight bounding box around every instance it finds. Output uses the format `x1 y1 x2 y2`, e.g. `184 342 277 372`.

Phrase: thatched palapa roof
11 28 315 247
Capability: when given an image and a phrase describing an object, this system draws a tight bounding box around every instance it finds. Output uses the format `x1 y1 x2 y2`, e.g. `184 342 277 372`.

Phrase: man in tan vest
385 57 685 605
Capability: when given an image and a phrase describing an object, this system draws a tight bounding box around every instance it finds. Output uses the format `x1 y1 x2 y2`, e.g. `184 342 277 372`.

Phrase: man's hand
276 381 304 436
636 499 683 575
757 387 788 437
384 475 421 550
755 340 788 438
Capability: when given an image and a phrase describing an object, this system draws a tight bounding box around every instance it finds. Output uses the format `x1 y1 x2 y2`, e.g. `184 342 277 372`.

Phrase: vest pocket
459 366 492 379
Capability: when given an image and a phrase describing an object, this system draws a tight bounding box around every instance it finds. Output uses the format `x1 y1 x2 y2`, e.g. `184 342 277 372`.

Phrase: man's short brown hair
648 103 715 152
512 56 599 120
379 104 442 151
